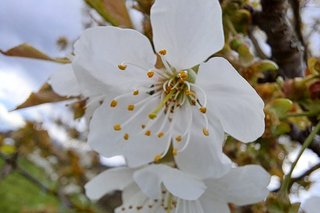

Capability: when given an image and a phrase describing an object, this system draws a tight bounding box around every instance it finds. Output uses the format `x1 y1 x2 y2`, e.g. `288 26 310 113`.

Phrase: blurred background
0 0 320 212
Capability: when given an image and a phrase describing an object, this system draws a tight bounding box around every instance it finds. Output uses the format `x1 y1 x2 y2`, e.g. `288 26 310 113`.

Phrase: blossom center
111 50 210 159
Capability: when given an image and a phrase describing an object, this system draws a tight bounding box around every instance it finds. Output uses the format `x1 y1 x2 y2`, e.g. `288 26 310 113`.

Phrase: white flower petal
205 165 270 206
49 64 81 97
85 167 134 200
121 183 143 204
72 62 115 97
198 57 265 142
133 165 206 200
88 95 168 167
151 0 224 69
74 26 156 91
302 196 320 213
175 111 232 179
117 182 167 213
199 194 230 213
84 97 103 122
175 200 205 213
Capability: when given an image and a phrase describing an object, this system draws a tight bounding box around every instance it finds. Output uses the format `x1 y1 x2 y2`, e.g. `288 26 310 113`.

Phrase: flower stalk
280 120 320 197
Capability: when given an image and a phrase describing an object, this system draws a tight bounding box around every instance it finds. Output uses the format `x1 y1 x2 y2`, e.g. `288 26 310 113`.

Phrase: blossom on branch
50 0 264 170
85 164 270 213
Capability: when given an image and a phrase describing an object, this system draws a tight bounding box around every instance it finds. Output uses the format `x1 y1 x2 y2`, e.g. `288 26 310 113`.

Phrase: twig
16 167 56 195
288 0 308 62
290 163 320 184
248 27 268 59
273 162 320 193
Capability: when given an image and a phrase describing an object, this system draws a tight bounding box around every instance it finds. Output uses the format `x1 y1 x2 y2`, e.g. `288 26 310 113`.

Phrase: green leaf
0 43 70 64
252 60 279 72
272 122 291 136
238 44 254 65
85 0 133 27
270 98 293 118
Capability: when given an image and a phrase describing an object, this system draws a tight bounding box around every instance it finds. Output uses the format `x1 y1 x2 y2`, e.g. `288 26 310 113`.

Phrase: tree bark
252 0 305 79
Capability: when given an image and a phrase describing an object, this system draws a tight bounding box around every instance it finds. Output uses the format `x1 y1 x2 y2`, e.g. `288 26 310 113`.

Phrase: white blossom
85 164 270 213
50 0 265 171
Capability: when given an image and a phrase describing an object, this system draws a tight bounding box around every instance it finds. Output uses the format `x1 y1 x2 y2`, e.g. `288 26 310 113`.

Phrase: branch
0 153 89 211
288 0 308 62
252 0 305 79
16 167 57 195
290 163 320 184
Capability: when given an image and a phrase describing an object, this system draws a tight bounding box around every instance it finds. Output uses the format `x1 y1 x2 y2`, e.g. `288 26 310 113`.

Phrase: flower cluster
50 0 270 212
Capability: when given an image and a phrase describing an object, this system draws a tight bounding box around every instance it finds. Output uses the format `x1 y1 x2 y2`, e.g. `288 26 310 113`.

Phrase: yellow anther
124 133 129 140
154 154 162 162
118 64 127 70
128 104 135 111
185 89 192 96
113 124 122 131
175 135 182 142
199 107 207 113
147 71 155 78
133 90 139 95
159 49 167 55
157 132 164 138
110 100 118 107
202 128 209 136
141 124 146 129
166 85 172 92
145 130 151 136
172 148 178 156
149 113 157 119
178 70 188 81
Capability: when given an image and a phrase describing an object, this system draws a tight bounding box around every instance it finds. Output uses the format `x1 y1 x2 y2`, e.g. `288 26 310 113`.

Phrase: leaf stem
280 120 320 196
224 16 237 35
285 111 319 118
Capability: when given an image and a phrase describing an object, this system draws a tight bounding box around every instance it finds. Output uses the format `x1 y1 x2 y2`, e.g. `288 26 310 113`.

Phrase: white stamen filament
155 69 171 79
112 91 138 102
181 106 193 137
163 80 169 92
157 104 172 134
139 107 165 135
123 61 150 72
174 90 182 100
185 81 191 92
159 54 174 75
159 133 173 159
190 83 208 107
171 80 181 90
167 78 174 88
177 131 191 153
134 91 161 107
120 95 160 129
179 94 186 106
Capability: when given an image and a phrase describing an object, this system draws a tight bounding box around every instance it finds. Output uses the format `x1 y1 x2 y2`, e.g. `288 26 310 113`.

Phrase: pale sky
0 0 83 130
